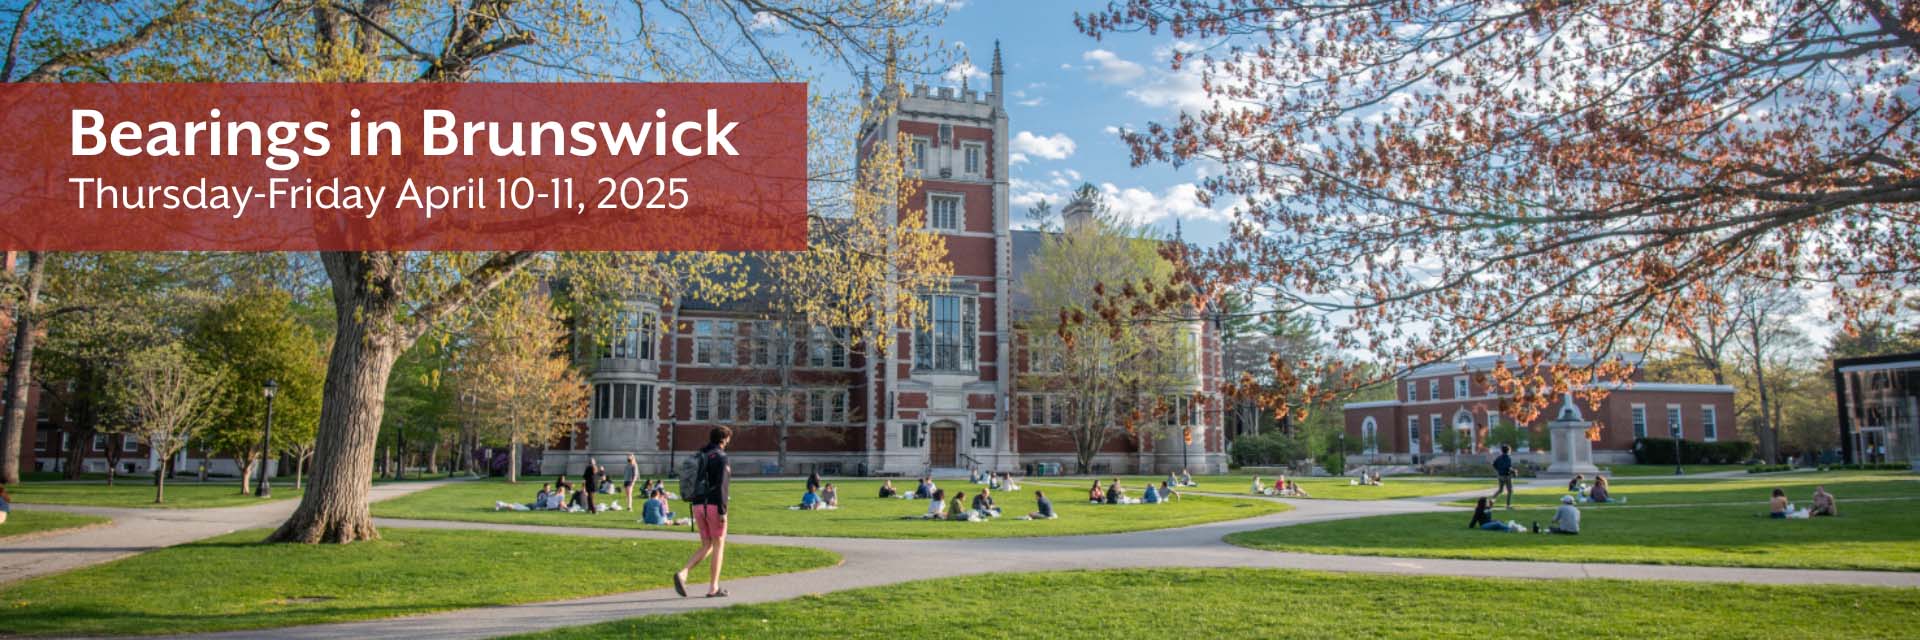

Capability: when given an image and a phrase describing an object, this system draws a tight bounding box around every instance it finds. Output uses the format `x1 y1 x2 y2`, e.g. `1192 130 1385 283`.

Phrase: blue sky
910 2 1231 244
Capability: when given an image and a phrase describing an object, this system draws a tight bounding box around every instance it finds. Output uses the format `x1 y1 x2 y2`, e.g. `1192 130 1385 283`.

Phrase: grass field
0 510 111 539
509 568 1920 639
1231 473 1920 571
6 480 301 508
372 477 1289 539
1044 473 1486 501
1444 471 1920 508
0 527 839 637
1600 464 1749 477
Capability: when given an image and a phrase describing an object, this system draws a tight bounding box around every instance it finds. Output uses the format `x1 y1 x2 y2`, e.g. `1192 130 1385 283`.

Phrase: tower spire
989 40 1005 108
992 40 1003 75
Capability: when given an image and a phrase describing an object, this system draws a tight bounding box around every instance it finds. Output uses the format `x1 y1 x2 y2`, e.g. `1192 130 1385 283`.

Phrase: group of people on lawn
1251 475 1309 498
793 472 840 510
1476 444 1844 533
1090 478 1183 504
494 454 667 515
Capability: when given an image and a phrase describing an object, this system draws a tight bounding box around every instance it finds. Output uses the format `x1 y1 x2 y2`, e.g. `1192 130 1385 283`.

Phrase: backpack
677 451 708 503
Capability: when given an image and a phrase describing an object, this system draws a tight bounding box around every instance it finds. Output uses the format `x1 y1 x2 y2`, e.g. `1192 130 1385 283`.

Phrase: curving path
0 479 461 585
6 476 1919 640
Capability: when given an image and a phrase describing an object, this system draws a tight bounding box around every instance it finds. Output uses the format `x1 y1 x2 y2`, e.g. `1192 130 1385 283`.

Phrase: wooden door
931 425 958 467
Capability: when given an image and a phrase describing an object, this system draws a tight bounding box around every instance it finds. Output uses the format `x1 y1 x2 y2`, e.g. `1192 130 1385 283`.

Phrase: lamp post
254 379 278 498
1672 424 1684 476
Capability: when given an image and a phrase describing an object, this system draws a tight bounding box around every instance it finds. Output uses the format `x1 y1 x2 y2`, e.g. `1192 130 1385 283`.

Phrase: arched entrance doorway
929 420 960 468
1453 409 1478 454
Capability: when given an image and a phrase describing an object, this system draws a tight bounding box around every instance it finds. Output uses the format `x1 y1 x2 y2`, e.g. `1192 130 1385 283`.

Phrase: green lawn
1231 478 1920 571
0 510 111 539
7 480 301 508
1601 464 1751 477
373 478 1289 539
1054 473 1486 501
510 568 1920 639
1445 471 1920 508
0 527 838 637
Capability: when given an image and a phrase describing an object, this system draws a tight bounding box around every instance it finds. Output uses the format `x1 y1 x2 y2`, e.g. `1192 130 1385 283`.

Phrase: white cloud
1102 125 1121 135
1126 64 1209 113
1010 131 1076 160
1098 182 1231 225
943 59 986 85
748 12 786 32
1081 49 1145 85
1010 153 1030 165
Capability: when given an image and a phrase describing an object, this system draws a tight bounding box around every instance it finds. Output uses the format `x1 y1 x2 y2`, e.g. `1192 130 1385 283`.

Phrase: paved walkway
6 476 1919 639
0 479 459 585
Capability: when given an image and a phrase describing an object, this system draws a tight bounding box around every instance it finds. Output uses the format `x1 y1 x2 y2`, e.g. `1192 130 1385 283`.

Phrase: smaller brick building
1342 354 1736 465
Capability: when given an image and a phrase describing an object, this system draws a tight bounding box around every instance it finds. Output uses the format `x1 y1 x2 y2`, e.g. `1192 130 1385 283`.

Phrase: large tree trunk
0 252 45 485
268 253 406 544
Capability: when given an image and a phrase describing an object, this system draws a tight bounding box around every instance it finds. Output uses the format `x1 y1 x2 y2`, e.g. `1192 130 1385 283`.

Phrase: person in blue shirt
1027 490 1056 520
1142 483 1161 504
1491 444 1515 509
798 489 821 510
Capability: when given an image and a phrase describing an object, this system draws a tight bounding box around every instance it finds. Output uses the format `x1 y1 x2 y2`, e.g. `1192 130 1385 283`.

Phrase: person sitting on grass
807 471 823 495
1470 497 1517 532
916 488 948 519
796 488 822 510
1538 495 1580 534
1181 468 1196 487
1251 476 1269 495
1027 490 1057 520
1371 471 1384 486
915 476 937 500
0 485 10 526
1811 486 1837 517
1167 471 1181 489
555 474 574 497
1589 476 1615 503
1568 473 1586 496
1106 480 1126 505
1160 481 1182 501
1142 483 1162 504
879 479 899 499
972 487 1001 518
821 483 839 508
998 472 1021 491
642 489 690 526
1089 480 1107 504
1286 480 1311 498
1769 488 1791 519
948 491 978 521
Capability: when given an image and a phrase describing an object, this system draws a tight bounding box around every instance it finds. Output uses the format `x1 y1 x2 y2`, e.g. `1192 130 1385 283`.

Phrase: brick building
1342 354 1737 465
544 45 1228 477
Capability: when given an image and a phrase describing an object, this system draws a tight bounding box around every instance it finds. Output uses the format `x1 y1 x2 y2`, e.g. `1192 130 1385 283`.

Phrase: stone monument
1545 391 1602 476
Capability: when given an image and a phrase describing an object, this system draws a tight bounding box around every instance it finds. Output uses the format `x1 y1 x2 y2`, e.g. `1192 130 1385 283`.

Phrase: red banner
0 83 808 251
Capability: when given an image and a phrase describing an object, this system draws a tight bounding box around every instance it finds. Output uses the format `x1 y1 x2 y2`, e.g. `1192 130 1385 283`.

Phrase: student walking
676 426 733 598
1491 445 1515 509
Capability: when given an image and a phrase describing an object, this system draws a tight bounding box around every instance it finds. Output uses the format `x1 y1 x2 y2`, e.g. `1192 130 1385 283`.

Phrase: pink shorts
693 504 727 540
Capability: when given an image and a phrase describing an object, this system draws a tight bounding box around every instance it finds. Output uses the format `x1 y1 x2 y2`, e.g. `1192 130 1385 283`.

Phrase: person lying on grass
1025 490 1057 520
1469 497 1520 532
1811 486 1837 517
494 483 555 511
642 489 691 526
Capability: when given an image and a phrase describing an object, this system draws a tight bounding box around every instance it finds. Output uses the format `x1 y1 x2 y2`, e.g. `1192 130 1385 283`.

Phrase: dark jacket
688 445 732 515
1493 453 1513 477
